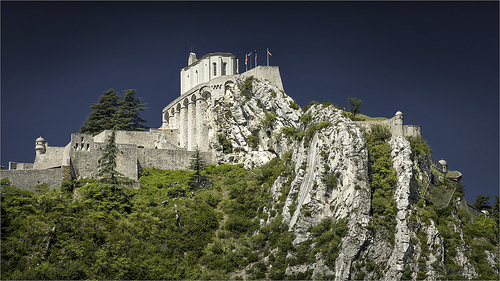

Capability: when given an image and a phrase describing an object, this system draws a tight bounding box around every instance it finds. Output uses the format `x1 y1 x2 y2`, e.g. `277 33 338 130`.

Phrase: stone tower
393 111 404 136
439 159 448 173
35 136 46 155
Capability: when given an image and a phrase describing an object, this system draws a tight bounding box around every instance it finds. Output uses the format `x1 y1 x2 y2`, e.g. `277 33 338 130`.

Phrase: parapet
241 65 284 91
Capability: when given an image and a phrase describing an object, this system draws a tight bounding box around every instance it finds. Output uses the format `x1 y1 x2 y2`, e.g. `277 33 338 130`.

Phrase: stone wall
94 130 179 149
137 148 216 171
404 125 421 137
0 168 64 192
8 162 34 170
33 146 67 169
241 66 284 91
354 113 421 138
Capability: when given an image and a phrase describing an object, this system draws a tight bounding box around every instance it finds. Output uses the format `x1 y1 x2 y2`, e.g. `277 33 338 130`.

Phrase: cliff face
202 76 499 280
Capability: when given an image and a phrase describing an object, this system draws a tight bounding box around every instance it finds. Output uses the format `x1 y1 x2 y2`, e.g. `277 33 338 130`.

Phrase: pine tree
473 195 492 212
97 129 125 184
113 89 148 131
80 89 121 135
189 147 206 188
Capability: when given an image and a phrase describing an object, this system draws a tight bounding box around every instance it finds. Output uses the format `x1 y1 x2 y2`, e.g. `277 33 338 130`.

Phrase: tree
348 97 363 119
80 89 121 135
188 147 206 188
80 89 148 135
97 128 125 185
113 89 148 131
472 195 491 212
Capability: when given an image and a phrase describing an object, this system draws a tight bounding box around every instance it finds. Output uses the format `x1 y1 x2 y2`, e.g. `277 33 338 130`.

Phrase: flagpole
255 50 257 67
267 48 269 66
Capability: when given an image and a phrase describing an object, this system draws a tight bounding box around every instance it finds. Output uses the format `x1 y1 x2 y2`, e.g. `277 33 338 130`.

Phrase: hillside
1 76 499 280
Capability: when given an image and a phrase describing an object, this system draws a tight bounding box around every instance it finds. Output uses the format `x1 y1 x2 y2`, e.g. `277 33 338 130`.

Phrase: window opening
213 62 217 76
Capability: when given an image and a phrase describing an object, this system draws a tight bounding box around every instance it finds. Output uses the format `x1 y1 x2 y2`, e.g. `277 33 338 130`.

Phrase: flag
245 54 248 65
255 53 257 66
267 49 272 56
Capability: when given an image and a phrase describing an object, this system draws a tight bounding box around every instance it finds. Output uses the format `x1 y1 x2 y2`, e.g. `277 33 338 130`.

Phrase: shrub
261 112 277 129
239 76 254 100
322 173 337 188
300 113 312 125
406 135 432 160
217 134 233 154
247 134 259 149
366 124 391 144
289 102 300 110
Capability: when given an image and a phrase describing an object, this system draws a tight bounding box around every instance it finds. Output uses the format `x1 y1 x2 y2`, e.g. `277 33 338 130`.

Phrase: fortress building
1 51 432 194
160 52 283 151
0 51 284 191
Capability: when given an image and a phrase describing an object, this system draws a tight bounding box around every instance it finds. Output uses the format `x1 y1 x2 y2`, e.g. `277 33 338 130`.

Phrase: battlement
354 111 421 138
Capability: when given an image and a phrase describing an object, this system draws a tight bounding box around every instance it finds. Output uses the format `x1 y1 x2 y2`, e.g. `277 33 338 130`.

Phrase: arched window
213 62 217 76
222 62 227 75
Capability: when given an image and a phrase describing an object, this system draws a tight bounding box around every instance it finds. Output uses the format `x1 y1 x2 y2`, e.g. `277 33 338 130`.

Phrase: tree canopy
348 97 363 119
80 89 148 135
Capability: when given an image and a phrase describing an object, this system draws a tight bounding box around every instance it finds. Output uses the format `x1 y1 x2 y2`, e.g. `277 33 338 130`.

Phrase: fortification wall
0 168 64 192
8 162 34 170
33 146 67 169
404 125 421 137
70 143 139 180
94 130 179 149
137 148 216 171
241 66 284 91
354 113 420 138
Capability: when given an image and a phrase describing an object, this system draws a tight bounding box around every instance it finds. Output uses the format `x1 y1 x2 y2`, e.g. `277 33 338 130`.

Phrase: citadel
1 51 449 192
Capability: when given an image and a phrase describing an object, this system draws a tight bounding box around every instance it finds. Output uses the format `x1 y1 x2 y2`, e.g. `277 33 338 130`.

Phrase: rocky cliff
202 75 499 280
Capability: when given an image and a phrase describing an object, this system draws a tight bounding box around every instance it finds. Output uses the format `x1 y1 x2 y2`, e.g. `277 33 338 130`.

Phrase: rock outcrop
202 75 499 280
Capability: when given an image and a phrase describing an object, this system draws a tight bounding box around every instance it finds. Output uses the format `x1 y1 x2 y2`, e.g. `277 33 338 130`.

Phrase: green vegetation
1 153 302 280
247 134 259 149
301 100 320 112
289 101 300 110
261 111 277 129
188 147 207 188
97 129 127 185
348 97 363 119
414 197 499 280
365 124 397 245
80 89 148 135
217 134 233 154
343 112 388 121
239 76 254 100
291 217 348 270
406 135 432 160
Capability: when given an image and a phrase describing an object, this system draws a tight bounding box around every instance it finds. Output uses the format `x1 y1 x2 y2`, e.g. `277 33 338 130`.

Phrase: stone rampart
33 146 67 169
8 162 34 170
94 130 179 149
0 168 64 192
404 125 421 138
354 111 421 138
137 148 216 171
241 66 284 91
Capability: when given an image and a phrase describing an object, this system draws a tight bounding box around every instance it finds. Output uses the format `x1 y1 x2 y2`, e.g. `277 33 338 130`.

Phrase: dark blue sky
1 1 498 204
